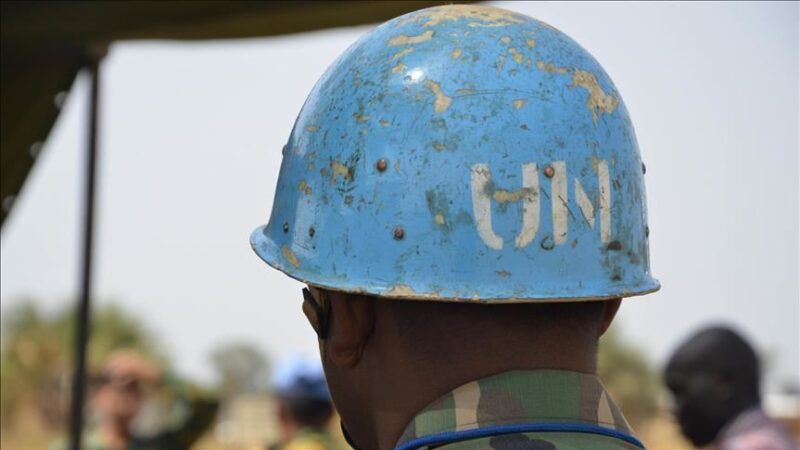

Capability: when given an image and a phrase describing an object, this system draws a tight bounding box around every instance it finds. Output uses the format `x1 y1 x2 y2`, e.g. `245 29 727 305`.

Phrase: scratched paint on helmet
250 4 660 302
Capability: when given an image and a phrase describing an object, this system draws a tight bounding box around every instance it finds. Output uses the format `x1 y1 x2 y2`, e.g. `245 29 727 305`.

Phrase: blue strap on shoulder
394 422 646 450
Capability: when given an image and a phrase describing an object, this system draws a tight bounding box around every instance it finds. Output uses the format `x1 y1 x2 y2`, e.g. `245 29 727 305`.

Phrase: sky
2 1 798 391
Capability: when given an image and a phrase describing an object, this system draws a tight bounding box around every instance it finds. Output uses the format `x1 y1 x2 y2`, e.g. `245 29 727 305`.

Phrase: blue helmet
251 4 659 302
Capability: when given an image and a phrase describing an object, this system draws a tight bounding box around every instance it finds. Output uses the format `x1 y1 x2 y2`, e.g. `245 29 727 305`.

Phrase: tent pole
68 48 104 450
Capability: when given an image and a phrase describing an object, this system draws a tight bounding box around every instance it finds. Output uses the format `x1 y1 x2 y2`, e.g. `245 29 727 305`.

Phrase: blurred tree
209 342 269 397
599 325 661 427
0 300 163 428
0 300 63 427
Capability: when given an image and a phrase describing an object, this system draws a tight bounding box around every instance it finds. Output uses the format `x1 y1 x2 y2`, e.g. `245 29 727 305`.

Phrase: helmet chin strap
341 420 361 450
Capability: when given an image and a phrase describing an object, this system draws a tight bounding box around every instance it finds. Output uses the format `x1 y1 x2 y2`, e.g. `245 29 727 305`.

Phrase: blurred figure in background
665 326 796 450
52 349 218 450
267 357 340 450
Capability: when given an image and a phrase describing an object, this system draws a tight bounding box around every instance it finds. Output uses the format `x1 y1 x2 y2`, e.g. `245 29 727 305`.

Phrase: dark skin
664 327 761 448
315 290 621 450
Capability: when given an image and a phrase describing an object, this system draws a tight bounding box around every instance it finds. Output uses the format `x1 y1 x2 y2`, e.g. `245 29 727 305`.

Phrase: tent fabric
0 1 463 226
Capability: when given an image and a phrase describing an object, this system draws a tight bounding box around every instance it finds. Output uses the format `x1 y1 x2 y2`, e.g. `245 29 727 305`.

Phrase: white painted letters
470 164 504 250
514 163 540 248
550 161 568 245
470 160 612 249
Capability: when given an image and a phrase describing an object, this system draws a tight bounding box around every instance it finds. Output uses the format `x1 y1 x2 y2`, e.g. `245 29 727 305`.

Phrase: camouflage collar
395 370 639 449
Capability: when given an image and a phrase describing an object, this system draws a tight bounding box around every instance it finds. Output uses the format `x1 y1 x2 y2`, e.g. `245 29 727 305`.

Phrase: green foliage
0 300 163 428
208 342 269 397
599 325 662 426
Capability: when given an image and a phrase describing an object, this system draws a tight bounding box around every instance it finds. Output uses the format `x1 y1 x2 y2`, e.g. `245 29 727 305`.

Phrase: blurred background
1 1 798 449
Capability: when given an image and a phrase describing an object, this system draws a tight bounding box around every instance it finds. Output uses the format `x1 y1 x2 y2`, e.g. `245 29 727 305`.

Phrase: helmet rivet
376 158 388 172
543 165 555 178
282 222 289 233
308 226 315 237
393 226 405 240
642 162 647 174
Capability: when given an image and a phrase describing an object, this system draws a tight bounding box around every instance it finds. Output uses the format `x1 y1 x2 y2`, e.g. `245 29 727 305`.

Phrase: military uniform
395 370 643 450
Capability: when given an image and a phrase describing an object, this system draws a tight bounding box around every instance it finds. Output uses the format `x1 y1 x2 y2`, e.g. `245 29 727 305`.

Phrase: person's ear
598 299 621 337
326 292 375 369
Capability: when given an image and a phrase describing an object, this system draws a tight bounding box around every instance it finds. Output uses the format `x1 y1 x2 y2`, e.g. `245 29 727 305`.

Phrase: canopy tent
0 0 462 226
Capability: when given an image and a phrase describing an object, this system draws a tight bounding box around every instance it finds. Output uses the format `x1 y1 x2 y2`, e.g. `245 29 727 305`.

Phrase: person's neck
369 342 597 450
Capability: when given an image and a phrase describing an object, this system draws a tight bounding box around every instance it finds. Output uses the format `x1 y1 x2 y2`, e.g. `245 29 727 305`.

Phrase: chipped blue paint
250 5 659 302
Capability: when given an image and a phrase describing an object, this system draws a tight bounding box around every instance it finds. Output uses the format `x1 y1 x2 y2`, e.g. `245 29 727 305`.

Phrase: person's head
91 350 161 426
272 357 334 439
664 326 761 447
252 3 658 449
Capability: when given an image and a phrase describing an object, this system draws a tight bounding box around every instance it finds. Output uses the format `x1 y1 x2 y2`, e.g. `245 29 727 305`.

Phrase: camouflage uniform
395 370 644 450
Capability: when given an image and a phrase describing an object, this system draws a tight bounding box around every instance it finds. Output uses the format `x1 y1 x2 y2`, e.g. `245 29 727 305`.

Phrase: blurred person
250 4 659 450
265 357 340 450
52 349 218 450
665 326 797 450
